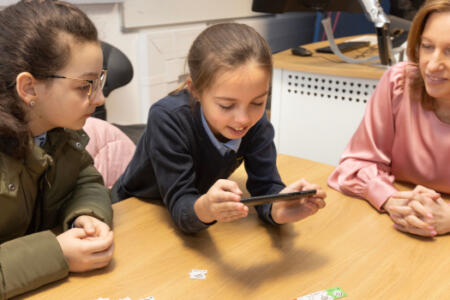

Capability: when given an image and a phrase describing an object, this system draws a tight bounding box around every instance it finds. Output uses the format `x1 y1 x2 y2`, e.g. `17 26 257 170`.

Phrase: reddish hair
406 0 450 109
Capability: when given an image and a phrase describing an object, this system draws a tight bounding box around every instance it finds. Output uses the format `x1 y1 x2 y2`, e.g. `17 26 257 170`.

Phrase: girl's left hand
73 215 112 238
270 178 326 224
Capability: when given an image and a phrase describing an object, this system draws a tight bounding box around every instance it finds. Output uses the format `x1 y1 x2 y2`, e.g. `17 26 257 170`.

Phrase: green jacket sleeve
60 149 113 230
0 231 68 299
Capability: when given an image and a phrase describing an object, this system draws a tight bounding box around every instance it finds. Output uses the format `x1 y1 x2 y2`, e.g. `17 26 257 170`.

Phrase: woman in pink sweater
328 0 450 237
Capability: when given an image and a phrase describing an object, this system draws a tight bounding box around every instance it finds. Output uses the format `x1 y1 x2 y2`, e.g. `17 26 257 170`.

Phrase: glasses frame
48 69 108 100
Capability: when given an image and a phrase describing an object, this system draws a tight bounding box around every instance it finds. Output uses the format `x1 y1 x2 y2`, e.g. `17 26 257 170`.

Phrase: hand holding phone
240 190 317 206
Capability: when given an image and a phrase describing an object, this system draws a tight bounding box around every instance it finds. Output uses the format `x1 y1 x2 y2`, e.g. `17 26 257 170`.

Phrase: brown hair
406 0 450 109
0 0 98 159
170 22 272 102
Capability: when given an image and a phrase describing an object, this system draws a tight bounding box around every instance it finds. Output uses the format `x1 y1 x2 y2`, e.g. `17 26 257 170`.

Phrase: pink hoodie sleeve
328 64 407 210
83 117 136 189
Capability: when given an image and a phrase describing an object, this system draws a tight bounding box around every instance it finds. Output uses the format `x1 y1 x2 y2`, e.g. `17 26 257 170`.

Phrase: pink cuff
365 176 398 211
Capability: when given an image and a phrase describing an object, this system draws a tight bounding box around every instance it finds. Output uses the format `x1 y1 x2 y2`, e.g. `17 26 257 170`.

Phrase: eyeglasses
48 69 107 100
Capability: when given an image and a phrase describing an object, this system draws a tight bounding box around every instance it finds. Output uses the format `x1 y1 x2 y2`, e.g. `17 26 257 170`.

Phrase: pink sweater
328 62 450 211
83 117 136 189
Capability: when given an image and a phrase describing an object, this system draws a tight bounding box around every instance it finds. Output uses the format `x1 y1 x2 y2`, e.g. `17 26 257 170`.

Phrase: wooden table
20 155 450 300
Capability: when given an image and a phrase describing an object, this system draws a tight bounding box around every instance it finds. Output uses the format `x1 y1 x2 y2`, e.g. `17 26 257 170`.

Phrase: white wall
78 4 315 124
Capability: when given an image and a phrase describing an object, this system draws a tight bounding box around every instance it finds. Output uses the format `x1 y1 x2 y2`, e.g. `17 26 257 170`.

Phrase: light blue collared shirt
200 108 241 156
34 132 47 147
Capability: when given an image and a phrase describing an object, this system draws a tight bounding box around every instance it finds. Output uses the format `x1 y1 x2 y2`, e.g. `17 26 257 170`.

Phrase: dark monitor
252 0 363 14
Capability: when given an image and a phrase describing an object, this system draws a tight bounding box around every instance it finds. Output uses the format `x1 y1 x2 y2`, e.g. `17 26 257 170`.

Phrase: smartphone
240 190 317 206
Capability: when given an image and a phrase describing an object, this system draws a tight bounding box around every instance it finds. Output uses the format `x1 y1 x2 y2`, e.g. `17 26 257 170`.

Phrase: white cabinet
271 67 379 166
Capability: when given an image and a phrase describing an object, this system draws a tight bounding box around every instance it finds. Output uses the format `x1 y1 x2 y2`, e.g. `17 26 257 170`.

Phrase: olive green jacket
0 128 113 299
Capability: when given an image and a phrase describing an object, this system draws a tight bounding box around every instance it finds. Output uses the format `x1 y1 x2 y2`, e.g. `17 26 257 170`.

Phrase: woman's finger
408 200 433 219
387 205 414 216
394 223 436 237
405 214 434 231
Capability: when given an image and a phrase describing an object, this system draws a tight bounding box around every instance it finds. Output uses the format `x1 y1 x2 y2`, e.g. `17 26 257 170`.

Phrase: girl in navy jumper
117 23 326 233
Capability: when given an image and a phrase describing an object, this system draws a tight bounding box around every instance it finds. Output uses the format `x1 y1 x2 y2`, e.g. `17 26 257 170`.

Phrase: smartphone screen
240 190 317 206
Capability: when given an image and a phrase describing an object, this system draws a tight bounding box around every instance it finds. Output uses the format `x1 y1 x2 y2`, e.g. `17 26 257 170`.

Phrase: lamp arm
358 0 393 65
357 0 389 27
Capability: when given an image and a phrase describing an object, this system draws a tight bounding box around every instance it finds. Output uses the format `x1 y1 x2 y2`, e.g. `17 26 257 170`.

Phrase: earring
29 101 35 107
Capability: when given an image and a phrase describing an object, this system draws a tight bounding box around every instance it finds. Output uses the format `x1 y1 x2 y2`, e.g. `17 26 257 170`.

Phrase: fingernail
427 213 433 219
431 231 437 236
428 225 435 230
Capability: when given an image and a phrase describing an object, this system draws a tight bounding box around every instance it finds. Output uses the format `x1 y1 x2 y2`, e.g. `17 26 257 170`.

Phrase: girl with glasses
0 0 114 298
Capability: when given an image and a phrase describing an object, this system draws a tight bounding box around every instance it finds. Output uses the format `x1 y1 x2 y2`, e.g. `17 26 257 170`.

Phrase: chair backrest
92 41 134 120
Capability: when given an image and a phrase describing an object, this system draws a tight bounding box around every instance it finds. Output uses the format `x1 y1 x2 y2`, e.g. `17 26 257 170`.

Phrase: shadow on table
172 217 328 289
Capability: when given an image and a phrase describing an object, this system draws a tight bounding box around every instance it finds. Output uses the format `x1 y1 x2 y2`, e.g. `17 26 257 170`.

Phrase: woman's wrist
381 197 394 212
443 207 450 234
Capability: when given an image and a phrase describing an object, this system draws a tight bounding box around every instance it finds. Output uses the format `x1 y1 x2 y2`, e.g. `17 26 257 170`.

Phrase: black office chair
92 41 145 144
92 41 133 120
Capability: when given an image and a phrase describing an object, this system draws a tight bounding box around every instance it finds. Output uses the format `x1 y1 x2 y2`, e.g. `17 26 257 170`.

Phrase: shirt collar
33 132 47 148
200 108 241 156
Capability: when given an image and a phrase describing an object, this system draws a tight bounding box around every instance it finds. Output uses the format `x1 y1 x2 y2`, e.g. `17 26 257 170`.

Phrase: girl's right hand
194 179 248 223
56 228 114 272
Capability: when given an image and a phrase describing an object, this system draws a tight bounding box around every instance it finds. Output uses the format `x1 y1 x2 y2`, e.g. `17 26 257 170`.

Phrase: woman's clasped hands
384 185 450 237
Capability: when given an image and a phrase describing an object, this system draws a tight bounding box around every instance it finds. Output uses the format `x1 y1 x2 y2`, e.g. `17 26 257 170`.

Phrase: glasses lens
100 70 107 89
88 70 107 100
87 81 95 99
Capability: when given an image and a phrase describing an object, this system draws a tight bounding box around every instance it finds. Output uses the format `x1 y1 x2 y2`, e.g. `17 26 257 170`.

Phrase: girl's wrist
194 195 215 223
270 204 285 224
